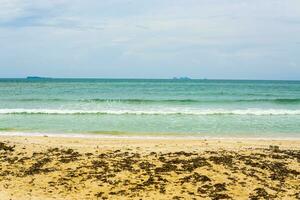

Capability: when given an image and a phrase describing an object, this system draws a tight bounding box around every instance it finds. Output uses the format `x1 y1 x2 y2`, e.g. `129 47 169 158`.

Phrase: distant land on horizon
26 76 53 80
21 77 299 81
0 77 298 81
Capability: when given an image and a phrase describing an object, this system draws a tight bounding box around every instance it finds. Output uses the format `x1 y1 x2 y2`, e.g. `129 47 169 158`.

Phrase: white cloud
0 0 26 22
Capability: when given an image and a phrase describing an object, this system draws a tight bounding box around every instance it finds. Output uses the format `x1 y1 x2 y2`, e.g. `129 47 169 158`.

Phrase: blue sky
0 0 299 79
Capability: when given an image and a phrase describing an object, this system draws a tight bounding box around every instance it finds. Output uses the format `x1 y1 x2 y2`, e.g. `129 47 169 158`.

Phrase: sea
0 79 299 139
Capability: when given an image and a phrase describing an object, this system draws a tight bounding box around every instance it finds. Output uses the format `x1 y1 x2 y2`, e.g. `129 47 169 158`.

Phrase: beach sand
0 135 299 199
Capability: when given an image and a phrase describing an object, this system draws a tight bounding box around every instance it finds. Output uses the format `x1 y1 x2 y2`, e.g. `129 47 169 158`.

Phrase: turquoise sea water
0 79 299 138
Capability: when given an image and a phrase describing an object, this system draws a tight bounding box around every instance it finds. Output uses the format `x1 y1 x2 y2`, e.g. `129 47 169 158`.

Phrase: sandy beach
0 135 299 200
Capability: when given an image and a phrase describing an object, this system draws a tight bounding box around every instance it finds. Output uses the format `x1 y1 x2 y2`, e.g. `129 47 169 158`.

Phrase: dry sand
0 135 299 199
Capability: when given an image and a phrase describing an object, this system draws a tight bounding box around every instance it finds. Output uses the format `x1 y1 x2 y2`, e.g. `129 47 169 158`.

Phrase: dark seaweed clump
0 142 15 152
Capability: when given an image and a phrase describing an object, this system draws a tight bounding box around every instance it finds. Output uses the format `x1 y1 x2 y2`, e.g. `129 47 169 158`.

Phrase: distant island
26 76 52 80
172 76 192 80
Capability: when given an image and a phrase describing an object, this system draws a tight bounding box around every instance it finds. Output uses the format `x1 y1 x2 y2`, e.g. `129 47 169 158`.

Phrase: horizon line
0 77 299 81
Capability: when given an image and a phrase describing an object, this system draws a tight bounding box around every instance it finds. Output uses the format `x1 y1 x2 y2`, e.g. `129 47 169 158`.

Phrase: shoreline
1 131 300 141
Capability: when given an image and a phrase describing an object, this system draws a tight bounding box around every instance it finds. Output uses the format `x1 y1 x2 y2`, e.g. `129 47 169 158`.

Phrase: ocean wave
81 99 200 103
5 98 300 104
0 109 300 115
238 98 300 104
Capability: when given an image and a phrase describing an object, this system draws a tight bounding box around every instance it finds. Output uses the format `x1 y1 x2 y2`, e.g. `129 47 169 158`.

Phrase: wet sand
0 136 299 200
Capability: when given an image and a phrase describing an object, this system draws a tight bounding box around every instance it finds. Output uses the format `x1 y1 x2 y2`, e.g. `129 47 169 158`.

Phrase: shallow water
0 79 299 138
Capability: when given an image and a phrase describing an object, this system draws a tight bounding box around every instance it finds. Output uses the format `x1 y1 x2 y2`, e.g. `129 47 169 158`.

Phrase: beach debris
180 172 211 184
249 188 273 200
172 196 183 200
209 154 233 167
155 163 177 173
269 145 280 152
0 143 299 199
25 157 54 175
0 142 15 152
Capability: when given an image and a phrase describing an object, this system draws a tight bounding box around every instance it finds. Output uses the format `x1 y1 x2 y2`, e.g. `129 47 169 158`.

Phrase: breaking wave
0 108 300 115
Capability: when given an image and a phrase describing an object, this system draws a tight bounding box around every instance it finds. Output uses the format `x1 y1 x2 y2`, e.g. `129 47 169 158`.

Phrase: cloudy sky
0 0 299 79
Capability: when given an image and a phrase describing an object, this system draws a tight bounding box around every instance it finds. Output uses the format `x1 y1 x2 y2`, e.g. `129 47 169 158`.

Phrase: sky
0 0 300 79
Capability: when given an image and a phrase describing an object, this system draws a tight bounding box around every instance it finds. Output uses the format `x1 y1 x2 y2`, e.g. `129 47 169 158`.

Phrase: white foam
0 131 299 141
0 108 300 115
